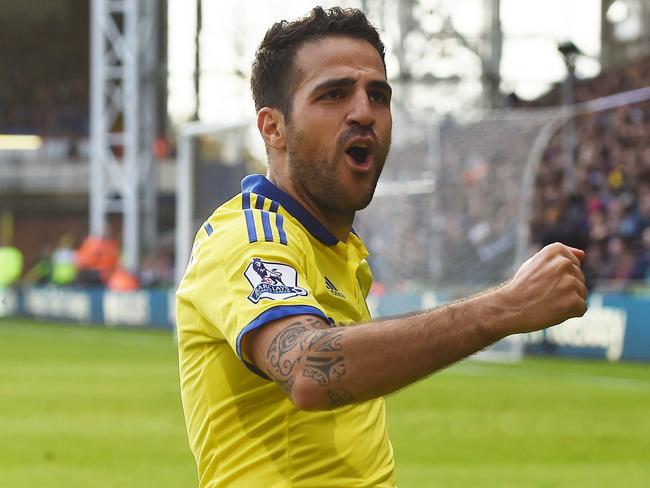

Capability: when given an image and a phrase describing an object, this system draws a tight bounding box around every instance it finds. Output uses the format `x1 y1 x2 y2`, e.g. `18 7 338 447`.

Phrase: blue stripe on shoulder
275 213 288 245
269 200 279 213
203 222 213 236
261 211 273 242
242 192 257 243
255 195 266 210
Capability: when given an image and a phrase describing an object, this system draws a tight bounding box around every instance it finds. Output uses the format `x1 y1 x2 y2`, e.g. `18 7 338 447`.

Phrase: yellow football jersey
176 175 395 487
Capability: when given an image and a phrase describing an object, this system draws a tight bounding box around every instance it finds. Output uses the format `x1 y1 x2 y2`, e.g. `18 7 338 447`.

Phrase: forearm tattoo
266 316 353 408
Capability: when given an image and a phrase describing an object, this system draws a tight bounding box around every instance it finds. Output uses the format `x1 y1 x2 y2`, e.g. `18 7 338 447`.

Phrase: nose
346 90 375 129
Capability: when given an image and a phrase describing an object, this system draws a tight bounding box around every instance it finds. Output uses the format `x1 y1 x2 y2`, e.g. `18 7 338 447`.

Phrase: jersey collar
241 174 339 246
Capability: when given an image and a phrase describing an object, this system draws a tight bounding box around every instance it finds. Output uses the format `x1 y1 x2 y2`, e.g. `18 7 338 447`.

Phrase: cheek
301 125 338 156
305 108 340 133
379 113 392 137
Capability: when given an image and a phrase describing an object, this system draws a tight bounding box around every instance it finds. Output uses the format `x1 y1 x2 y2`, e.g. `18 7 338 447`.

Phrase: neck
266 170 353 242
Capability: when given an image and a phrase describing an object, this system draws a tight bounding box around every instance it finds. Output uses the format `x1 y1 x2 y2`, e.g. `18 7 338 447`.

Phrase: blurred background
2 0 650 353
1 1 649 487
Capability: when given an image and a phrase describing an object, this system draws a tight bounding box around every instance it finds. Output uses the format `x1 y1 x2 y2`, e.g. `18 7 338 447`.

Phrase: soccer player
176 7 588 487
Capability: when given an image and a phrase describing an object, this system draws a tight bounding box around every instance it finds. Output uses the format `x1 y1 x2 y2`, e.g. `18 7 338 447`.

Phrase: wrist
487 283 524 338
464 284 519 341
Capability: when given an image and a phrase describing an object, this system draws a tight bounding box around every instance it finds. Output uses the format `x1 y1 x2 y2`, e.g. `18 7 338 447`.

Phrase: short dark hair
250 6 386 118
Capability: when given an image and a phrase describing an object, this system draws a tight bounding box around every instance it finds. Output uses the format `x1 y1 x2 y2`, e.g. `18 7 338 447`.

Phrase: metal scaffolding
90 0 160 272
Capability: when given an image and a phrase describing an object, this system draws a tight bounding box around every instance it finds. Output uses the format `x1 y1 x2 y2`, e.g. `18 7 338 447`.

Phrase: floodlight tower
557 40 583 193
90 0 161 272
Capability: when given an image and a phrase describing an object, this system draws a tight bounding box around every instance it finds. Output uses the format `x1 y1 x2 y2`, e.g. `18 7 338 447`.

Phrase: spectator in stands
107 266 140 292
634 227 650 282
51 234 77 286
75 233 119 285
139 248 174 288
23 243 53 285
0 239 23 288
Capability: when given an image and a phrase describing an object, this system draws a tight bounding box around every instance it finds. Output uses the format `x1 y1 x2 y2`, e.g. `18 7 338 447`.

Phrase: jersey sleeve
191 228 327 377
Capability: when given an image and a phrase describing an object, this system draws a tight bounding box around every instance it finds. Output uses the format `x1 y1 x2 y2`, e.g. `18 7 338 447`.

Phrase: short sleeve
191 235 327 377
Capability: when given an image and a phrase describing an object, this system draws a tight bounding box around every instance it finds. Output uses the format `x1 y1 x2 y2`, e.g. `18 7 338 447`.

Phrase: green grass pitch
1 318 649 487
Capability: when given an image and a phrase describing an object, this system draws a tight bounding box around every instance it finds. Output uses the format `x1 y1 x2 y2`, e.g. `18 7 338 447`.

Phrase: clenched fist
497 242 588 335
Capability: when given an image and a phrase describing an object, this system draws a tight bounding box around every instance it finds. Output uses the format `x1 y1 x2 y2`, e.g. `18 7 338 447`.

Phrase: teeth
352 142 369 148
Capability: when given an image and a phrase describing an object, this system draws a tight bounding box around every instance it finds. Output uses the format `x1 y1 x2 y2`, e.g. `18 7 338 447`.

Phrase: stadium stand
0 12 89 141
528 57 650 289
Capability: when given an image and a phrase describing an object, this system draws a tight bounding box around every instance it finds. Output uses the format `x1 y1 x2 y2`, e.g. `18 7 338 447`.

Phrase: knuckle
561 275 575 290
570 295 587 316
559 258 573 272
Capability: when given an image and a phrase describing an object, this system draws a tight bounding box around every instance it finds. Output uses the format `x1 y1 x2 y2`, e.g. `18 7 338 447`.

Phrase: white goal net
355 109 561 296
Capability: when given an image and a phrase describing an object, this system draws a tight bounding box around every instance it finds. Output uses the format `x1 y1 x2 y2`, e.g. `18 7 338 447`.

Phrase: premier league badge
245 258 308 303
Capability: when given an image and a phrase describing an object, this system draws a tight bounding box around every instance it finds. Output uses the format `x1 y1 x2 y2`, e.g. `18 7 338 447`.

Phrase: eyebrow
311 77 392 98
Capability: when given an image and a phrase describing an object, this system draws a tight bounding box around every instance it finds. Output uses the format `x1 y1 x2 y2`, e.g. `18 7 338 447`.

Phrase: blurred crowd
530 57 650 290
0 16 88 140
0 233 173 291
356 56 650 293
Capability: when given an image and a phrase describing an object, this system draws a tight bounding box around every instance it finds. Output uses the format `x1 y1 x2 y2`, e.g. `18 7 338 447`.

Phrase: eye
320 89 344 101
369 90 389 105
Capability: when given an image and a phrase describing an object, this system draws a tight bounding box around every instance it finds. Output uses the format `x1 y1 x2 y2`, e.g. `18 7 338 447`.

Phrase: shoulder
195 193 311 270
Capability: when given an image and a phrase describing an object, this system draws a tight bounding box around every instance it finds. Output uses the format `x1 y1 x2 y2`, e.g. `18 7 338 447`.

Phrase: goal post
174 121 260 284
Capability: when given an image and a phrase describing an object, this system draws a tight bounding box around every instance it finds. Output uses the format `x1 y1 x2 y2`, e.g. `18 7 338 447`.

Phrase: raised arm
245 242 588 410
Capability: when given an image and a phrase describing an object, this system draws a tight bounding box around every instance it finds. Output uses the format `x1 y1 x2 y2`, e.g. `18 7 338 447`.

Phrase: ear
257 107 286 150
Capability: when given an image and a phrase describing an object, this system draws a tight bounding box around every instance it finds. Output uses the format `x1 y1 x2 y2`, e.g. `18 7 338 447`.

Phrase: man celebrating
176 7 587 487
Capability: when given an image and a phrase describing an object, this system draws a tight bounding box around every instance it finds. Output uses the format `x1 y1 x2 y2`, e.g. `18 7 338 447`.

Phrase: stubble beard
286 127 389 221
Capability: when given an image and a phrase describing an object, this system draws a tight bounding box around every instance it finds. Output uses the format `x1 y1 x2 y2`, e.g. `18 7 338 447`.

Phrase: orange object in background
107 267 140 291
75 235 120 284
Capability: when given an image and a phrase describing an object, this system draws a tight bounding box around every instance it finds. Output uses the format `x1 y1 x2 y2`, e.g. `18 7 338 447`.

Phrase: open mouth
345 143 371 165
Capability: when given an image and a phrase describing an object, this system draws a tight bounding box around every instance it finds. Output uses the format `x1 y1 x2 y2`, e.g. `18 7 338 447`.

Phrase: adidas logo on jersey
324 276 345 298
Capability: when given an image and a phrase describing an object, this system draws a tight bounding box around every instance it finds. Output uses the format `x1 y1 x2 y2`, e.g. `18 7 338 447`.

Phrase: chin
356 178 381 210
342 190 376 212
354 193 375 211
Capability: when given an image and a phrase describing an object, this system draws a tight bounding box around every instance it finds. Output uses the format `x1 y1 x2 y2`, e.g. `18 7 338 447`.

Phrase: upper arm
244 314 351 410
